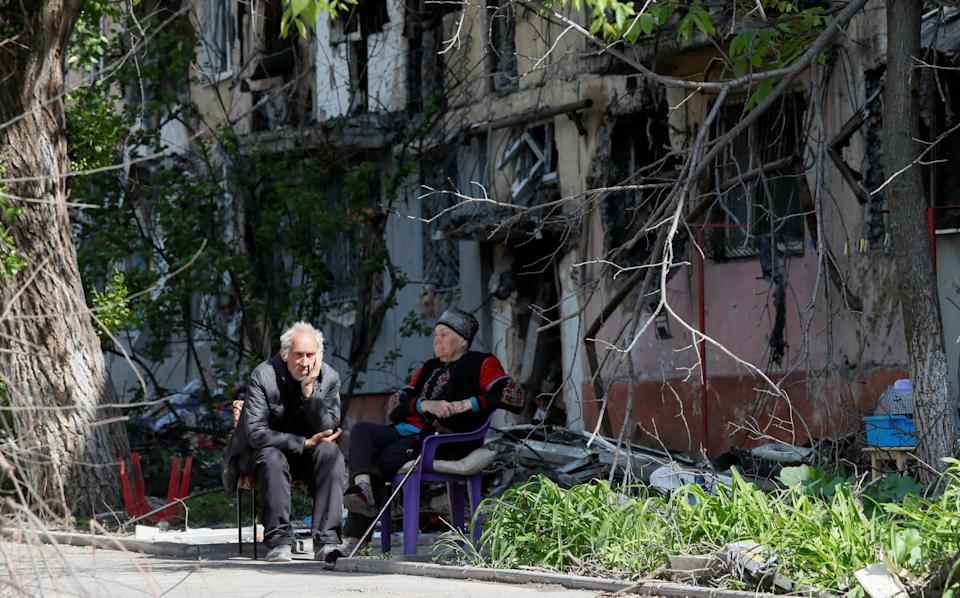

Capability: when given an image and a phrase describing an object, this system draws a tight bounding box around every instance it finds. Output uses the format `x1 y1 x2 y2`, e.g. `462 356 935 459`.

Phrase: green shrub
471 463 960 593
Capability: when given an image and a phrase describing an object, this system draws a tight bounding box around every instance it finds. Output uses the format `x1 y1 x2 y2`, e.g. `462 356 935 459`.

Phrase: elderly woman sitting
340 307 523 550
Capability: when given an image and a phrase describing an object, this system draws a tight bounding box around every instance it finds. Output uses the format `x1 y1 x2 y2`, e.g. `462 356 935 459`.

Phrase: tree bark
0 1 128 520
885 0 956 478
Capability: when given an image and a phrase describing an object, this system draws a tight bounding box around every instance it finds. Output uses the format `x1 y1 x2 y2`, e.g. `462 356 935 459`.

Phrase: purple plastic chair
379 416 493 555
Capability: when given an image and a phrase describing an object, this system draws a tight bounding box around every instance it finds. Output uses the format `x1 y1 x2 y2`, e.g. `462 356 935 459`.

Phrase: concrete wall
572 2 911 455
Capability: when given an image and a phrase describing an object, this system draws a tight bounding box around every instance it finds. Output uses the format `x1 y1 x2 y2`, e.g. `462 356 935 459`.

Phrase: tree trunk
0 1 128 520
885 0 956 478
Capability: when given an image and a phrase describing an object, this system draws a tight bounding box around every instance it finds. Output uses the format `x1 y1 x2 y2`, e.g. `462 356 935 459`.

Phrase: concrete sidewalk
0 541 598 598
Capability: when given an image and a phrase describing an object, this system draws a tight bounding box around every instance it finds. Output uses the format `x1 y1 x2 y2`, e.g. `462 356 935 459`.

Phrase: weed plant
460 459 960 594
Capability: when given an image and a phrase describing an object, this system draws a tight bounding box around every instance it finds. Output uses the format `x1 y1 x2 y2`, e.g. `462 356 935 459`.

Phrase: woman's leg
342 433 421 541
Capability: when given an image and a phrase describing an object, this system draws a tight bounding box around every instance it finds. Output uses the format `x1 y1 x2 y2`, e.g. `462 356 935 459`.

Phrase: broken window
199 0 233 76
346 37 370 113
405 0 451 114
257 0 298 79
328 0 389 114
486 0 517 93
497 122 558 203
918 65 960 232
712 95 806 259
247 0 316 129
335 0 389 37
602 111 672 266
421 148 464 289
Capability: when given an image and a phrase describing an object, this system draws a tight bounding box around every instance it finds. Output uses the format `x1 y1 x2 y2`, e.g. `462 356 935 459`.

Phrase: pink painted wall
582 368 906 456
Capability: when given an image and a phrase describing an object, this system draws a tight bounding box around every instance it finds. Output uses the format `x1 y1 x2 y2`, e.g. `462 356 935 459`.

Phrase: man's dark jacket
222 354 341 493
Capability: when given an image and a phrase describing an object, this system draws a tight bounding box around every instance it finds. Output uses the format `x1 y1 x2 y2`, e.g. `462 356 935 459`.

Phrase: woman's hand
420 400 454 418
450 399 473 415
421 399 472 418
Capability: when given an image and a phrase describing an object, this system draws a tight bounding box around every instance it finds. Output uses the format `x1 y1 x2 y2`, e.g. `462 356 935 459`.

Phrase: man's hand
301 358 323 398
386 391 401 413
304 428 342 449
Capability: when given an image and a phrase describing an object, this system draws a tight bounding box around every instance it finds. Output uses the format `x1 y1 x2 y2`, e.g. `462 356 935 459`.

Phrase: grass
451 459 960 595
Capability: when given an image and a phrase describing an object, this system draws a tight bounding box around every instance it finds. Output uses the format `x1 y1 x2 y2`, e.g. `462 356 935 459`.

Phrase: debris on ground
854 563 910 598
722 541 797 594
649 463 733 495
483 424 696 494
666 554 723 585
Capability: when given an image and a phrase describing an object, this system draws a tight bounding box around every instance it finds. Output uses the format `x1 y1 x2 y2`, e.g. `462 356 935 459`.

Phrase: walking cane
345 452 424 559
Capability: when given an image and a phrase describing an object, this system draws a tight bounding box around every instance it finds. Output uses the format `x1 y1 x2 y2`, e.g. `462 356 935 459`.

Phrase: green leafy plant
69 0 122 72
399 311 433 338
91 269 133 341
473 463 960 592
280 0 357 38
778 464 848 499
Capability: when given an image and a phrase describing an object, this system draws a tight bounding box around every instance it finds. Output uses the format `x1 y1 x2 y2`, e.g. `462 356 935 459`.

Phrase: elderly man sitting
339 307 524 552
223 321 345 562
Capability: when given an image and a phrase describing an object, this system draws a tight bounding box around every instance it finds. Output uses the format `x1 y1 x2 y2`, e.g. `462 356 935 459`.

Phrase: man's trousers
255 442 345 548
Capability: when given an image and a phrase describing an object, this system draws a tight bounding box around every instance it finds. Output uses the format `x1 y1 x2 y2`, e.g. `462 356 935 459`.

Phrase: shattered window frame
712 95 806 260
496 121 558 203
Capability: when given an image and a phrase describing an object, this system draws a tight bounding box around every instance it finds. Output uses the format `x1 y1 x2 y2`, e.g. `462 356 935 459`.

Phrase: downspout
697 227 709 456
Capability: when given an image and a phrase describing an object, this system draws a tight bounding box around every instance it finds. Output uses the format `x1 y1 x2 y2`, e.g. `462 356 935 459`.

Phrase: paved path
0 542 599 598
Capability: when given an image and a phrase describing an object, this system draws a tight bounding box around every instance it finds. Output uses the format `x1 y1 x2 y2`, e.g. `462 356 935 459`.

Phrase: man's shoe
343 481 377 518
264 544 293 562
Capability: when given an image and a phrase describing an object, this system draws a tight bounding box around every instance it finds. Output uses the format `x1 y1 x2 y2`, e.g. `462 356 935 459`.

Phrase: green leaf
302 2 319 26
779 465 816 488
648 2 671 24
730 32 750 58
638 13 655 35
734 57 748 77
891 529 924 568
689 5 715 36
866 474 923 504
290 0 309 16
590 16 603 35
678 12 693 40
747 78 775 109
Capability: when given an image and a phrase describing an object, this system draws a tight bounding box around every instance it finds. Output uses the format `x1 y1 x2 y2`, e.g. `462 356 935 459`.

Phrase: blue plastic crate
864 415 916 447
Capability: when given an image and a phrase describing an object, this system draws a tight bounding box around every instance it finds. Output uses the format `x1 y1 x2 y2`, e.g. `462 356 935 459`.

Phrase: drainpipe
697 228 709 456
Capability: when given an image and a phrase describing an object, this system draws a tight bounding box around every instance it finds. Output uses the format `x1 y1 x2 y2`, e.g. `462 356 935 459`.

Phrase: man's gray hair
279 321 324 359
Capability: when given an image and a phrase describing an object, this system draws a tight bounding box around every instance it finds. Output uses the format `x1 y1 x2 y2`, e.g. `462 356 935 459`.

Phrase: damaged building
111 0 960 464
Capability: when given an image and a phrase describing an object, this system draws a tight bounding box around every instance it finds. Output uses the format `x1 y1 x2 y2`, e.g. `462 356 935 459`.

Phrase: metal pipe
697 228 709 456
